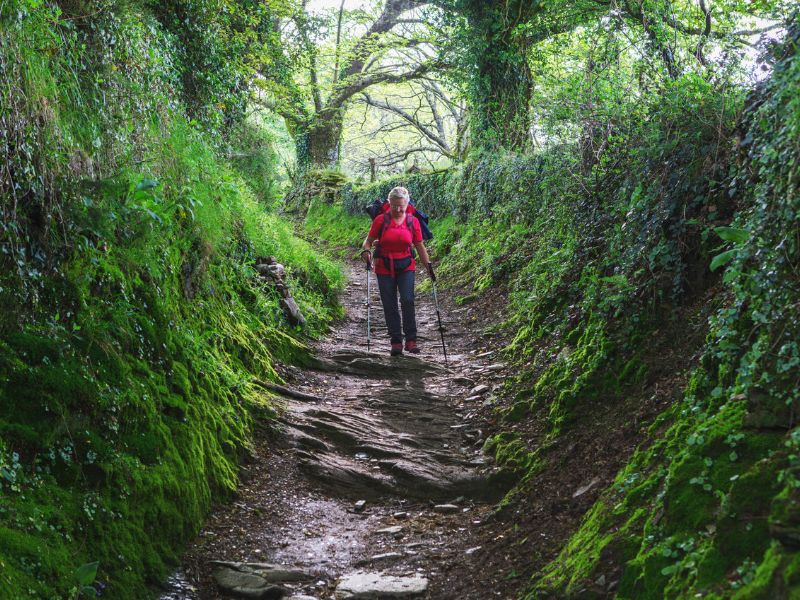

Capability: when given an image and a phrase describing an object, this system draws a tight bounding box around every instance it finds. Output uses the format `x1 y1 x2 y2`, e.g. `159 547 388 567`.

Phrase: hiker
361 186 433 356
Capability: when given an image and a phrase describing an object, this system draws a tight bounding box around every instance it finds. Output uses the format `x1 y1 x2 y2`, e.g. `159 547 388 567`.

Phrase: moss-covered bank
0 3 341 598
533 22 800 599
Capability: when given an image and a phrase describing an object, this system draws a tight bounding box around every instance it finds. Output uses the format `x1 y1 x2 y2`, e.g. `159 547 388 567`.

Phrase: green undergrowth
303 199 368 257
531 22 800 599
0 3 341 598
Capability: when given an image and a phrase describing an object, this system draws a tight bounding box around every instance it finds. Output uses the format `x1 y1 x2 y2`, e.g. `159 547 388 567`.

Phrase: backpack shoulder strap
378 211 391 240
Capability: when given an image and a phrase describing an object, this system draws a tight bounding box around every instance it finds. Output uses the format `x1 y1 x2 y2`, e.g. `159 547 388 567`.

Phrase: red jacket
369 205 423 276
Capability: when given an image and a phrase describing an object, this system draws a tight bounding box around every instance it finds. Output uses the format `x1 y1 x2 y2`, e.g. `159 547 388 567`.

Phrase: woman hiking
360 187 433 356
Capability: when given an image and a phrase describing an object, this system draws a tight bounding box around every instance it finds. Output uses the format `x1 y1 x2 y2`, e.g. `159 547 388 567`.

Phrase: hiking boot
404 340 420 354
390 342 403 356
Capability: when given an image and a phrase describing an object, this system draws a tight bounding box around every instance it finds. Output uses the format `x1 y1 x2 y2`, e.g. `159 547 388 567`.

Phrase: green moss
0 3 343 597
484 432 541 476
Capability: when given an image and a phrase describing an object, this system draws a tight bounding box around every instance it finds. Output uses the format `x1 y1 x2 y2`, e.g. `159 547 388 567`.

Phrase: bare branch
425 88 446 141
333 0 346 84
695 0 712 66
360 92 452 155
329 59 445 109
377 146 443 167
343 0 432 80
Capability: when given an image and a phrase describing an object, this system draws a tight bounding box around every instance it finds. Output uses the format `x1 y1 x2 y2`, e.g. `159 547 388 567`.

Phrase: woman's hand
360 249 372 268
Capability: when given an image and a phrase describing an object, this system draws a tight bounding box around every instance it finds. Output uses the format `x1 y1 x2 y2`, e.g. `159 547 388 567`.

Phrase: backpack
364 197 433 241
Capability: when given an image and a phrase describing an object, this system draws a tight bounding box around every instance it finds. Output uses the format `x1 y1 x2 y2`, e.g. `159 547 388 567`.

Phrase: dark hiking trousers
377 270 416 344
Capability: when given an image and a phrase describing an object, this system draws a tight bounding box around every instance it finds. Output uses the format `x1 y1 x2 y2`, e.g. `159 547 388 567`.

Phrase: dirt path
160 262 519 600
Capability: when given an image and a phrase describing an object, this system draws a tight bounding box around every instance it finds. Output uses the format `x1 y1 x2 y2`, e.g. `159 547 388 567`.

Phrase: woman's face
389 197 408 218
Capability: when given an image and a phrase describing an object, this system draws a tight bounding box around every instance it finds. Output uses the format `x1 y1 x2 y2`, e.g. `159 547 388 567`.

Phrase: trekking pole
364 256 372 351
427 264 448 367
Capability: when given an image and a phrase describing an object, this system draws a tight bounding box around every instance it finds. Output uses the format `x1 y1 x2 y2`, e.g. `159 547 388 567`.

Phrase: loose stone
433 504 460 514
469 384 490 395
376 525 403 535
572 477 602 498
212 565 287 599
370 552 403 562
354 500 367 512
335 571 428 599
210 561 311 583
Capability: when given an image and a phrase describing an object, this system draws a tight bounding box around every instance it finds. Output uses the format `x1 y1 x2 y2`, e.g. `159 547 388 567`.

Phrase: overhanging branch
328 59 446 109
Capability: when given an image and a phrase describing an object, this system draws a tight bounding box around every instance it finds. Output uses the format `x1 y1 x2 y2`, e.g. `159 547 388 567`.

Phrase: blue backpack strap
379 211 391 240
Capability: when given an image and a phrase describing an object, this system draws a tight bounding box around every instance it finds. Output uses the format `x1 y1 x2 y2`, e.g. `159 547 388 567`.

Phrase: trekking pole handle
361 249 372 270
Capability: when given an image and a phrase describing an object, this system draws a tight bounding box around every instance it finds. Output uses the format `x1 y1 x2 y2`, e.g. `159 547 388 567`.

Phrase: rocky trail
160 262 518 600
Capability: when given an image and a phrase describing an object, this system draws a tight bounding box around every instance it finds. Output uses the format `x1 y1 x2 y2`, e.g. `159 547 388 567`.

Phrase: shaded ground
160 263 523 599
159 259 712 600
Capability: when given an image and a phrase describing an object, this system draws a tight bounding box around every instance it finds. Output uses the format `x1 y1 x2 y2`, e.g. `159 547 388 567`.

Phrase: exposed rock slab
335 571 428 599
281 387 494 500
210 561 312 583
308 350 445 379
212 564 287 599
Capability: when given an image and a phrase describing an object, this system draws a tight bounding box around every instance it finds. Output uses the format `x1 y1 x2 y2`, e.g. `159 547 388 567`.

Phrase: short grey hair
387 186 410 203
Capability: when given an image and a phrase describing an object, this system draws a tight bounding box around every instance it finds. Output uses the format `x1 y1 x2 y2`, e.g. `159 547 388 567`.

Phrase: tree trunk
294 109 344 169
471 48 532 149
463 0 532 150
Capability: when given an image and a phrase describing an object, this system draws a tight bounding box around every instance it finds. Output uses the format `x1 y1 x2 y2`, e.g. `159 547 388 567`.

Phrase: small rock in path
370 552 403 562
375 525 403 535
469 384 490 395
335 571 428 599
433 504 460 514
354 500 367 512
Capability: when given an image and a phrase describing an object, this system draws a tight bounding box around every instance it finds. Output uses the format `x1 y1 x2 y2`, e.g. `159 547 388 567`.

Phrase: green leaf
135 178 159 191
74 561 99 586
142 208 163 224
600 275 629 286
714 226 749 244
661 564 678 575
81 585 97 597
710 249 737 271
